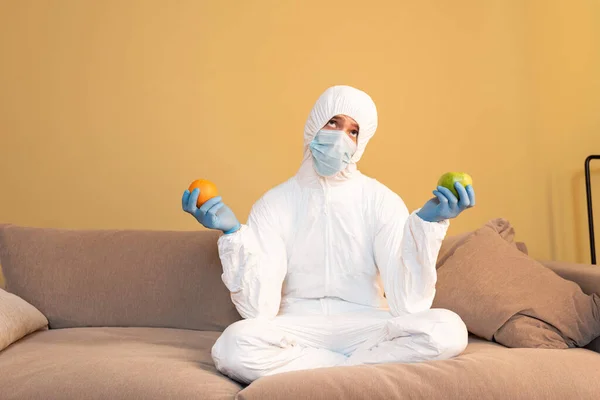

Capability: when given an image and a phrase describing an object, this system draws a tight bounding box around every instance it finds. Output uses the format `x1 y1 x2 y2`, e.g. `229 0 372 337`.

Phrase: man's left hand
417 182 476 223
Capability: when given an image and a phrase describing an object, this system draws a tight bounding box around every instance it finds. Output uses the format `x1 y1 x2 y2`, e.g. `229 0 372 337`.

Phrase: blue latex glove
182 188 241 234
417 182 476 223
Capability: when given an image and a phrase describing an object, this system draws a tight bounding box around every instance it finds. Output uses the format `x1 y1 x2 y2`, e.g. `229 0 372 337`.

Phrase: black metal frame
585 155 600 265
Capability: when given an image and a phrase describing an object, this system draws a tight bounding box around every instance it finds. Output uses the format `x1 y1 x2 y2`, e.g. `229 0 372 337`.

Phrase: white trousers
211 299 468 384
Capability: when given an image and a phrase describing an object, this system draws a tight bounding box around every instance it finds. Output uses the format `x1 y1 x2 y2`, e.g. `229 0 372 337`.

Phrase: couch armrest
539 260 600 296
539 260 600 353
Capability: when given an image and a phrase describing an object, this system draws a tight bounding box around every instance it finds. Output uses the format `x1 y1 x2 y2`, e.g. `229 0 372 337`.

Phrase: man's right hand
182 188 241 234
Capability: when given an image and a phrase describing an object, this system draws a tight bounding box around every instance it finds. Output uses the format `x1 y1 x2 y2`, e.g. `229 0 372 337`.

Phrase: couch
0 223 599 399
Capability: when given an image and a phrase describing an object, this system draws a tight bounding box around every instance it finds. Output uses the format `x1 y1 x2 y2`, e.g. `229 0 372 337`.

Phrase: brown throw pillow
433 223 600 349
0 288 48 352
437 218 527 269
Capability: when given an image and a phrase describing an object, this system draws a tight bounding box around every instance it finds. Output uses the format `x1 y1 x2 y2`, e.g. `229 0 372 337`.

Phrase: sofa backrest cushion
0 224 241 331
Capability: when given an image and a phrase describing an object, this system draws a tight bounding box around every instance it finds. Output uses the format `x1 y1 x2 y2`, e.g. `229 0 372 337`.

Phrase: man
182 85 475 384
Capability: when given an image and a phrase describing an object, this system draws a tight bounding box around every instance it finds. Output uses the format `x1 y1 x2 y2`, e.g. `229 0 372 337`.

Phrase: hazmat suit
209 86 468 384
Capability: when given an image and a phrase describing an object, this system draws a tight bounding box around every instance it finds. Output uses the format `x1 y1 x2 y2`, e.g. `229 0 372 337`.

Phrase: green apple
437 172 473 198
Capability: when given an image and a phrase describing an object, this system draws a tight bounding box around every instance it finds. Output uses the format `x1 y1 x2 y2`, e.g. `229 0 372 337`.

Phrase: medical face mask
309 129 357 177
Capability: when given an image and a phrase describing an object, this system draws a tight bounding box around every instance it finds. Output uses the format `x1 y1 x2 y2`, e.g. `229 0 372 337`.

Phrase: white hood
299 85 378 181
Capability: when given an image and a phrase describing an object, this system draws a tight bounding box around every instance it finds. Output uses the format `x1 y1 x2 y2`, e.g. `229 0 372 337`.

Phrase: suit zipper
322 178 331 296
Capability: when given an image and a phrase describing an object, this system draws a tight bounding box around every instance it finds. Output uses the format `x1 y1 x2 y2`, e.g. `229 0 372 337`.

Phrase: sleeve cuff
216 224 258 293
217 224 247 248
410 209 449 239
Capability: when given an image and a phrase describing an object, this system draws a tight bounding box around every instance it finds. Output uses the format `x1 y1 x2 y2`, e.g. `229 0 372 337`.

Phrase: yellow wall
0 0 598 264
524 0 600 262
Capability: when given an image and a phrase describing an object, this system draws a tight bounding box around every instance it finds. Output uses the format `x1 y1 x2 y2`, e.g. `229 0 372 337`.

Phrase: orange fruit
188 179 219 207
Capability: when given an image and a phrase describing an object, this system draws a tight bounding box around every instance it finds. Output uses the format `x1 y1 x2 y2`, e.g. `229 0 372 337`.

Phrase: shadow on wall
0 264 4 288
573 167 600 263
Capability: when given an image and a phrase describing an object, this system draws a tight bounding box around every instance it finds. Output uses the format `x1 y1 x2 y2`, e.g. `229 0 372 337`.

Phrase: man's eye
351 130 359 136
328 120 337 127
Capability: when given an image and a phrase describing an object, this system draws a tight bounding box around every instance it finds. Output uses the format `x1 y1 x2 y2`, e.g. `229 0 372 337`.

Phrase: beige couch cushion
0 224 240 331
433 223 600 348
0 288 48 352
238 337 600 400
0 327 242 400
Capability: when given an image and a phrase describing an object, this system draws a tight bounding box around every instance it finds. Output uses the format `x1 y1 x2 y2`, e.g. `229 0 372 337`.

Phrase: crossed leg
211 315 347 384
211 308 468 384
